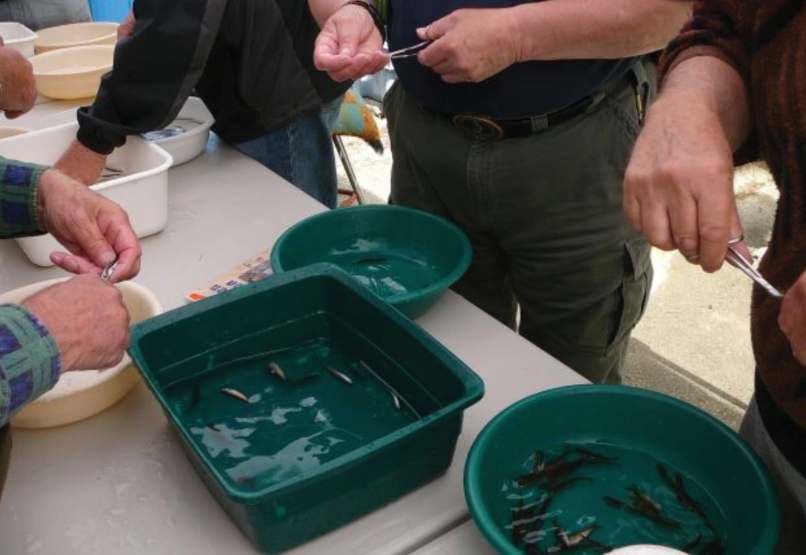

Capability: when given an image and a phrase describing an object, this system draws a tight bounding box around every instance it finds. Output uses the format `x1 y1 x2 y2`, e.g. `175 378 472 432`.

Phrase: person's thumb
417 15 452 41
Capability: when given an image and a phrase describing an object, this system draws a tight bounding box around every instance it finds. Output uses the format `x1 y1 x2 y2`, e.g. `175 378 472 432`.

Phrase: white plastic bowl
0 278 163 429
30 44 114 100
144 96 214 166
0 121 173 267
34 22 118 54
607 546 688 555
0 22 37 58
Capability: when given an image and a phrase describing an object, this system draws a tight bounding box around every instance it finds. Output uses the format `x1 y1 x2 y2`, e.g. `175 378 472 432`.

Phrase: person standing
311 0 692 383
54 0 349 208
623 1 806 550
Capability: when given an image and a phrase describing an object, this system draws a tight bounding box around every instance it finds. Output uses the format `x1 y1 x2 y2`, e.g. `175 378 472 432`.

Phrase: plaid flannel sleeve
0 156 48 239
0 304 61 427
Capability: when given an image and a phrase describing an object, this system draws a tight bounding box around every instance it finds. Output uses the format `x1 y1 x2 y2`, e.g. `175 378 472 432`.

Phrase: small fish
604 495 681 530
268 362 287 382
327 366 354 385
100 260 119 282
560 525 597 548
391 391 402 410
629 485 662 514
221 387 250 403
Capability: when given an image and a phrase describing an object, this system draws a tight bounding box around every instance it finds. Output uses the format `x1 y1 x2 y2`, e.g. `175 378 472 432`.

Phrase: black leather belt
447 73 634 141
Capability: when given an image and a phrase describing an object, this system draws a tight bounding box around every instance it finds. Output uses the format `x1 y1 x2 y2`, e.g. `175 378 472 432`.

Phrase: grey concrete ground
336 115 778 430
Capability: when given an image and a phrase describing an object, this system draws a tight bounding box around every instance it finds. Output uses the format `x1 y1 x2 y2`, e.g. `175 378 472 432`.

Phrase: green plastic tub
270 205 472 318
465 386 779 554
129 264 484 554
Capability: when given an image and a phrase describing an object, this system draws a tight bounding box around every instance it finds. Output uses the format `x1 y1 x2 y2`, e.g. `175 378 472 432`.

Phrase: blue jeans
235 98 343 209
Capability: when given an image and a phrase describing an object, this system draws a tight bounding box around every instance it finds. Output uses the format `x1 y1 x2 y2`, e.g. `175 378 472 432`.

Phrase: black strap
344 1 386 43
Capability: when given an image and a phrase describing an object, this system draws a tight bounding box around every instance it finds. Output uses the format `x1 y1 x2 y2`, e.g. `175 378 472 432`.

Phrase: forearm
0 156 47 238
0 305 61 427
511 0 692 61
309 0 350 26
78 0 226 155
657 55 751 152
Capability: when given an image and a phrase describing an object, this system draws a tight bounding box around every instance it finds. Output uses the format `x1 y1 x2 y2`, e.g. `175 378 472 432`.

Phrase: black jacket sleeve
76 0 228 154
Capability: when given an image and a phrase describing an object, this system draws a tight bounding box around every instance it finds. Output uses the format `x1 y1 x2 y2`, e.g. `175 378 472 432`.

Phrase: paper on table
185 251 273 302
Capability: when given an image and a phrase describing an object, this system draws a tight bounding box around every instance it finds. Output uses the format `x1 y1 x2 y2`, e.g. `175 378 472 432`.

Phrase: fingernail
100 251 116 266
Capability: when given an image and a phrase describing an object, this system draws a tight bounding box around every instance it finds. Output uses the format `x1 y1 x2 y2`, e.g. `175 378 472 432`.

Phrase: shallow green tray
270 205 472 318
129 264 484 553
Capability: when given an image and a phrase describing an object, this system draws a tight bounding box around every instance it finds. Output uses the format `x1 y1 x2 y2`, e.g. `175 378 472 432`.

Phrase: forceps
725 238 784 299
386 40 431 59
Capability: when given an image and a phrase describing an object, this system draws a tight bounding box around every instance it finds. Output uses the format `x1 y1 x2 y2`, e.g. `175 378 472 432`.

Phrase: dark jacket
77 0 349 154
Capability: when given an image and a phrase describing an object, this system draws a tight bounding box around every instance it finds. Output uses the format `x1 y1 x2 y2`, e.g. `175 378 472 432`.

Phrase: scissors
725 238 784 299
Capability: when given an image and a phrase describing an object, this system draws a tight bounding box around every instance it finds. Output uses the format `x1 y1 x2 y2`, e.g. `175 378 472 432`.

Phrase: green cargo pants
0 426 10 502
385 73 653 384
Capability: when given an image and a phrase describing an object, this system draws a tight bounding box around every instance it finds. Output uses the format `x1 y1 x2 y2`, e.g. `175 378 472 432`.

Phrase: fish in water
268 362 287 382
629 485 663 514
658 464 716 535
604 495 681 530
221 387 250 403
549 521 609 553
391 391 401 410
327 366 354 385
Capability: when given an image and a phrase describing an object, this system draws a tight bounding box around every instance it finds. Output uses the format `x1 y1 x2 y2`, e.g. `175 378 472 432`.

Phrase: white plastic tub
143 96 214 166
34 22 118 54
0 22 37 58
30 44 114 100
0 121 172 266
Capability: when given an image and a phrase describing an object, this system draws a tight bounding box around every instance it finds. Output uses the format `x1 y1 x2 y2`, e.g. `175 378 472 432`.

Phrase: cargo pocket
606 237 652 355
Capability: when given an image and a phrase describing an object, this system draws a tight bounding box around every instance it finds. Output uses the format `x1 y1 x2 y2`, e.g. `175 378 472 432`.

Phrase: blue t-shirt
388 0 634 118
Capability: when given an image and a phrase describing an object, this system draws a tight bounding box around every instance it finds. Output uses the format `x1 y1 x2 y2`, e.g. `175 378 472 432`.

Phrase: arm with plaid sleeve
0 155 47 239
0 155 62 426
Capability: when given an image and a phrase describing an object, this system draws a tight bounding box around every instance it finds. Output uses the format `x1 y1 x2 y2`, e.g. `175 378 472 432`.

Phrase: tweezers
725 241 784 299
386 40 431 59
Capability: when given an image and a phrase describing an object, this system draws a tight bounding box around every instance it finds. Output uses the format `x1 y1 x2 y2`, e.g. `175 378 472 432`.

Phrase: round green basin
271 205 472 318
465 385 779 554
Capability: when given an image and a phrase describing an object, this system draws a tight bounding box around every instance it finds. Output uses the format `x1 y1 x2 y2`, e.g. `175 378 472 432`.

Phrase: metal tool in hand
100 260 119 282
725 238 784 299
386 40 431 59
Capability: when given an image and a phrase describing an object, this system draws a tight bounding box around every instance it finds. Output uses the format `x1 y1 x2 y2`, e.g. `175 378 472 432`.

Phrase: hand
314 4 387 82
624 94 742 273
0 43 36 117
38 169 141 281
118 10 135 41
779 272 806 365
54 140 108 185
416 9 521 84
21 275 130 371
